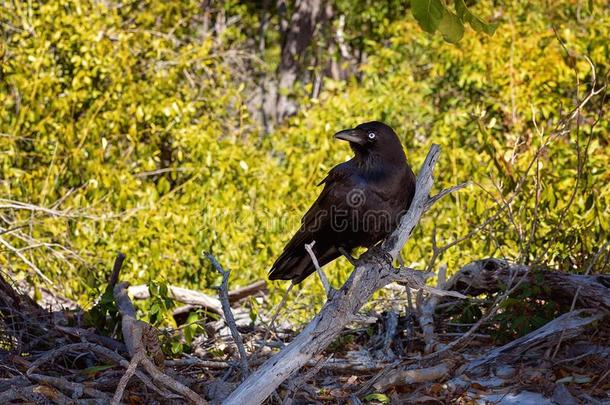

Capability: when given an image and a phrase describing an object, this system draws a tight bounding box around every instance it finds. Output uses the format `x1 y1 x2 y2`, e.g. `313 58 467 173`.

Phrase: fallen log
128 284 223 315
463 308 605 373
228 280 268 303
128 280 268 316
449 258 610 310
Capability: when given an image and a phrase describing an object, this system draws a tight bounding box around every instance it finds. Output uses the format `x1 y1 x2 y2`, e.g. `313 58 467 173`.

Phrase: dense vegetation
1 0 608 328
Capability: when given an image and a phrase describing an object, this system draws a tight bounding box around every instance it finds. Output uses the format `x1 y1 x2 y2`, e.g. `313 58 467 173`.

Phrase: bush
1 0 608 324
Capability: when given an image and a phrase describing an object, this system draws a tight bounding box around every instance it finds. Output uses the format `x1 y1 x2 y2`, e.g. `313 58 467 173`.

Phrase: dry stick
418 264 447 354
368 259 534 391
111 351 144 405
305 241 333 296
437 262 531 355
228 280 268 303
373 360 455 391
224 144 447 404
0 236 53 284
424 181 470 210
108 252 126 292
28 373 110 401
463 309 604 373
113 282 206 404
250 283 294 363
205 253 250 379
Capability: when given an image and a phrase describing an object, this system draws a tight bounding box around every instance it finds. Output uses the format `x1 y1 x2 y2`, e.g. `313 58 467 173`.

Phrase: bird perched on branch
269 121 416 283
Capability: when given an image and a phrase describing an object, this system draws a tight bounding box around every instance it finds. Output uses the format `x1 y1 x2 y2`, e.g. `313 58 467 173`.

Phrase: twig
418 264 447 354
29 373 110 401
464 309 604 373
251 283 294 363
26 342 169 398
0 236 53 285
424 181 470 210
305 241 333 297
111 351 144 405
551 241 610 359
205 252 250 379
284 356 328 400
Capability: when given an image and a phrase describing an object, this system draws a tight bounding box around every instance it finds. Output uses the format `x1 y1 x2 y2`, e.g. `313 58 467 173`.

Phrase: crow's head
334 121 406 167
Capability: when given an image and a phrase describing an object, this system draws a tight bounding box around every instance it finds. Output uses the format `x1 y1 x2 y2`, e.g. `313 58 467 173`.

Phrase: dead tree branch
205 252 250 379
128 284 223 315
449 258 610 310
418 264 447 354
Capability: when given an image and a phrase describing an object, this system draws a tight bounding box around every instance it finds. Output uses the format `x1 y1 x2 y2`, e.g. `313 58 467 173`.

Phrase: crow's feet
338 246 359 266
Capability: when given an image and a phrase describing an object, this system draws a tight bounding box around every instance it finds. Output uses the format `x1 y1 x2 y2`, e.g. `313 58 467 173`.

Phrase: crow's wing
268 166 357 282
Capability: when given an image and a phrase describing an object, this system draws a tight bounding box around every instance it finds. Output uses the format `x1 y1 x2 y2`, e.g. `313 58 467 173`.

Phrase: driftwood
224 144 448 404
450 258 610 310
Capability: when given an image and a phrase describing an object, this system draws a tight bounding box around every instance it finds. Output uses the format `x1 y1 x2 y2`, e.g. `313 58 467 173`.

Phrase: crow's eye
368 132 376 140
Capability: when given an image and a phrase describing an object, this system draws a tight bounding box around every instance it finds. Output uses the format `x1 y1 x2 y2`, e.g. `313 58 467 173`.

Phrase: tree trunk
275 0 324 121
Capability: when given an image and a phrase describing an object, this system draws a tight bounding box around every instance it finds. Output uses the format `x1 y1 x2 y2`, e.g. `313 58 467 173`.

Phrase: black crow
269 121 416 283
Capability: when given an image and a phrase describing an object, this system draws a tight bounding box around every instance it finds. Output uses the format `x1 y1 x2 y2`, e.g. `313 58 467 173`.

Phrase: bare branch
205 252 250 379
305 241 333 296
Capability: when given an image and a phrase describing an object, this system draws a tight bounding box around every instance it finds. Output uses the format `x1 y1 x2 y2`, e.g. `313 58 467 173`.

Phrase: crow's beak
334 129 365 145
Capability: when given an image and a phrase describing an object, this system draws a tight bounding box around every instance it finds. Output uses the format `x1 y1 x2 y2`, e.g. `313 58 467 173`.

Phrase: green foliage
411 0 497 43
1 0 609 333
363 393 390 404
492 272 565 343
84 286 120 336
163 310 207 356
145 281 175 327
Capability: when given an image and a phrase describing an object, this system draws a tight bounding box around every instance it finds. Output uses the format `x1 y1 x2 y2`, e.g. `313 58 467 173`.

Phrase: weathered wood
129 281 267 315
373 360 455 391
223 145 442 404
128 284 223 314
206 253 250 379
418 264 447 353
228 280 268 303
449 258 610 310
464 309 605 373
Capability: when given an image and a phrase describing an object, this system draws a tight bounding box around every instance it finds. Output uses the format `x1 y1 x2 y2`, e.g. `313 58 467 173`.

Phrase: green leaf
79 364 115 375
364 393 390 404
455 0 498 35
411 0 445 33
438 8 465 43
